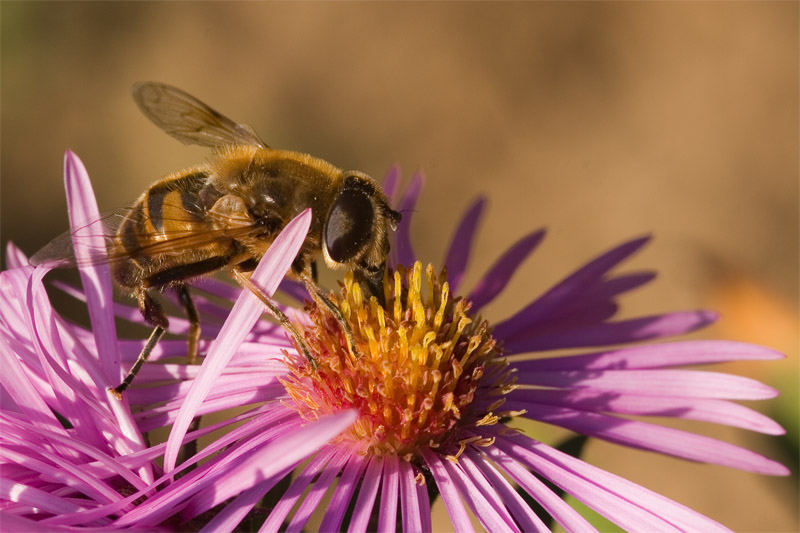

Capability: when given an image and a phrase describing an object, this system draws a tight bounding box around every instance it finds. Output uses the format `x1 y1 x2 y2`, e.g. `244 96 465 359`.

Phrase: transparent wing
30 204 268 269
132 81 268 149
30 210 127 268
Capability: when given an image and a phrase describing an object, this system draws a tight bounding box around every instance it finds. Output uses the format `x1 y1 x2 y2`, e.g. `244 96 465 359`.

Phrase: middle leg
176 284 201 364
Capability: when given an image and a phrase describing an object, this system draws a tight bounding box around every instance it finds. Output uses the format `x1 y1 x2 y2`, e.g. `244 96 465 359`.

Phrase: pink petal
261 446 340 532
494 430 734 532
63 151 120 384
377 454 400 533
382 164 401 204
0 512 75 532
506 388 785 434
510 340 784 371
347 457 384 533
464 450 550 532
443 198 486 293
514 369 778 400
468 228 546 314
163 209 312 472
399 460 427 533
122 410 355 528
286 448 349 532
392 170 424 268
199 471 288 533
423 450 475 533
319 455 368 532
442 458 517 532
5 241 28 269
495 235 651 339
0 478 84 515
3 414 149 493
482 444 594 532
415 470 432 533
490 435 682 532
0 330 65 435
502 310 717 353
516 403 790 475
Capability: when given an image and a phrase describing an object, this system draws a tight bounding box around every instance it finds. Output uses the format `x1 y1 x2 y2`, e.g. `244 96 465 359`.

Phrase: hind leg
110 288 168 399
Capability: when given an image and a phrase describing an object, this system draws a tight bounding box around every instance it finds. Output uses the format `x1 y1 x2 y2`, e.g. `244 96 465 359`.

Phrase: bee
33 82 401 396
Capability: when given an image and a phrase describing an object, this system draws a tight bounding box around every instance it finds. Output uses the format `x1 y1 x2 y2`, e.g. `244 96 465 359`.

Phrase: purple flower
1 153 788 531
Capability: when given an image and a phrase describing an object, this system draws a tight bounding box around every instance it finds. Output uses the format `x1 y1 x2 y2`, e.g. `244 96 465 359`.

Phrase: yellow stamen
279 262 517 460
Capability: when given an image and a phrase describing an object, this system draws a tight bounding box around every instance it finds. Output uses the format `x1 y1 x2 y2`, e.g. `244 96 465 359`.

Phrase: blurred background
2 2 797 531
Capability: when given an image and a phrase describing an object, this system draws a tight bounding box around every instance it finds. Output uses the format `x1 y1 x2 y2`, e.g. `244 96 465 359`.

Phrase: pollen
280 262 518 459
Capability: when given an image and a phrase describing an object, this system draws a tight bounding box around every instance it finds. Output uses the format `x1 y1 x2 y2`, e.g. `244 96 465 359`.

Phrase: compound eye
325 187 374 263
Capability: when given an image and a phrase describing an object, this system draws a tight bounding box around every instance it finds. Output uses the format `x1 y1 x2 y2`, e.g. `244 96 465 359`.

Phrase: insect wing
132 82 268 149
30 211 127 268
30 205 266 270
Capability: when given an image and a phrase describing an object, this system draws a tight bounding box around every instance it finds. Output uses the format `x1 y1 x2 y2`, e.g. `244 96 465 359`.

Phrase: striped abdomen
111 169 234 290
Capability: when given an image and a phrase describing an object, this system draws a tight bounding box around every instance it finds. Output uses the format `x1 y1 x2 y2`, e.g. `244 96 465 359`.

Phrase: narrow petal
319 454 368 532
468 228 546 314
423 450 475 533
0 335 63 434
286 449 349 532
443 197 486 294
465 450 550 532
399 460 425 533
122 410 355 528
382 164 401 204
0 478 84 515
347 456 383 533
515 403 790 475
163 209 312 472
494 430 735 532
510 340 784 371
489 436 682 532
514 369 779 400
392 170 424 268
443 457 518 532
482 444 594 532
505 388 785 434
199 469 289 533
377 454 400 533
495 236 651 339
415 470 432 533
63 151 120 383
501 310 717 354
5 241 28 269
261 446 340 532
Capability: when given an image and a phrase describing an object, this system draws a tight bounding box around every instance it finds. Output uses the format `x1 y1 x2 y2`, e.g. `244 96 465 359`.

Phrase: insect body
34 82 401 395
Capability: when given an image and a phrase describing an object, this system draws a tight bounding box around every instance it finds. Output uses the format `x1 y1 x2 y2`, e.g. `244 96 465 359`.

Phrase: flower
138 167 789 530
1 153 788 531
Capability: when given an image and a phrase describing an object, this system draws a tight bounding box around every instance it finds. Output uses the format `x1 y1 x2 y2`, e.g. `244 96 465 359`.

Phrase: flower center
281 262 515 460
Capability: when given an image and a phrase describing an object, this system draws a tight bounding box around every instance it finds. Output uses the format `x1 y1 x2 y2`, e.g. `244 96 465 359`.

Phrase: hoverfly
32 82 401 396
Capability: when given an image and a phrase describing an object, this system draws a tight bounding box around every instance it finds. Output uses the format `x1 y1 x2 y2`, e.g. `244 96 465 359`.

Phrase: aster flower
133 168 787 530
2 153 788 531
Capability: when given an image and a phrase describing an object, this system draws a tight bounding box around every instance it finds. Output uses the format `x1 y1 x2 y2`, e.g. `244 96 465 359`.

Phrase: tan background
2 2 797 531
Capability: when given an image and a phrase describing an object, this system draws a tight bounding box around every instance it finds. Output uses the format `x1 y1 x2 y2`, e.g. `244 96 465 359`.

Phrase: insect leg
110 289 168 399
176 284 201 364
231 268 317 368
299 272 362 361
